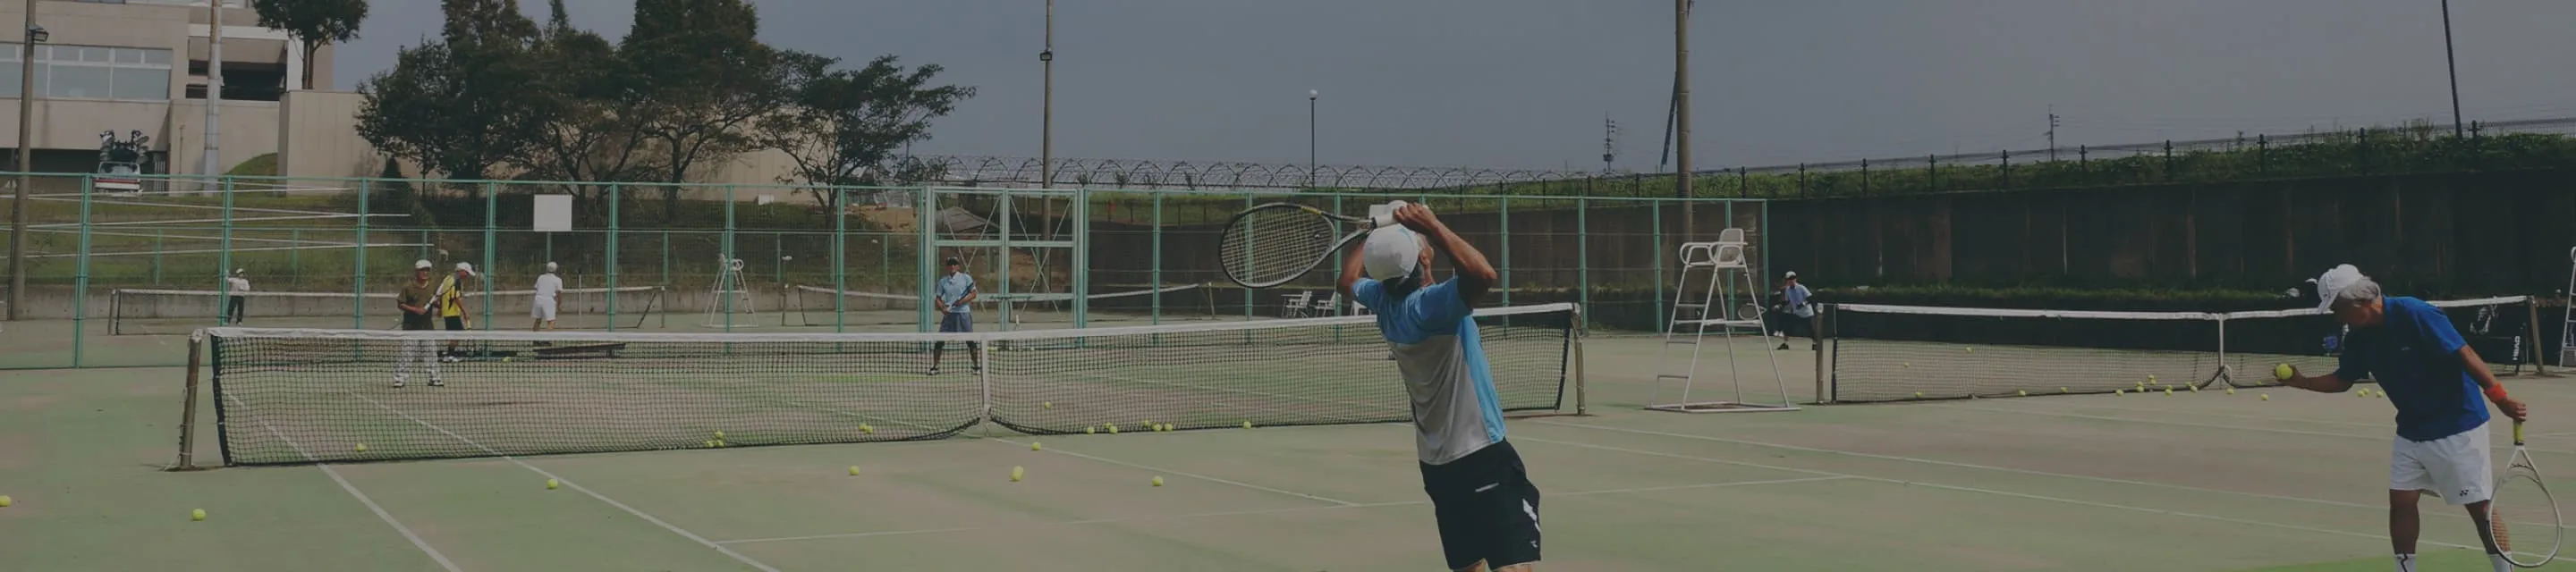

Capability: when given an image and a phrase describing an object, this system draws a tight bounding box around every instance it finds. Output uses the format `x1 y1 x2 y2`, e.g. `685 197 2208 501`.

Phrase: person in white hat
530 262 563 344
2275 264 2526 572
437 262 479 361
223 268 252 325
1335 200 1540 572
393 259 443 387
1767 271 1813 350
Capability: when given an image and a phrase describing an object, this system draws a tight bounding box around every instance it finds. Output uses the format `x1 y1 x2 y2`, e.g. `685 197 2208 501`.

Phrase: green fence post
1150 191 1164 324
1577 198 1589 328
996 191 1013 330
354 181 369 329
152 230 163 285
723 186 737 332
218 176 234 329
1499 197 1512 307
1242 193 1253 322
73 177 93 366
483 184 496 332
1652 200 1665 331
606 184 620 332
916 186 936 332
833 189 848 332
290 229 301 284
1330 193 1343 315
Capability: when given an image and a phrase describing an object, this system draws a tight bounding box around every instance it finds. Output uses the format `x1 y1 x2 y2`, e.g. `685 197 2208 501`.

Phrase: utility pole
2046 105 2060 162
202 0 224 189
2439 0 2464 139
1039 0 1054 187
6 2 40 321
1602 115 1618 172
1308 90 1318 188
1674 0 1692 240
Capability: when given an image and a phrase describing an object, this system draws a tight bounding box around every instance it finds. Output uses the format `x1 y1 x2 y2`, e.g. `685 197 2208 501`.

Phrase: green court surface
5 334 2575 570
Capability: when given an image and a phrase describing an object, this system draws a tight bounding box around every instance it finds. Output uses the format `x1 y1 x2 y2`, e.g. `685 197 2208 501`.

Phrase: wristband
2485 384 2510 402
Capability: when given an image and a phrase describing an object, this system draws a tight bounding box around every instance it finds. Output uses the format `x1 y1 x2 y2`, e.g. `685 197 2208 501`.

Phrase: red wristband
2486 384 2510 401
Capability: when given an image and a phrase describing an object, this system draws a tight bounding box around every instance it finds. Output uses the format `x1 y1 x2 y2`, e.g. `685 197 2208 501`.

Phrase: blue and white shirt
936 273 976 314
2332 296 2488 442
1784 282 1814 318
1352 277 1506 466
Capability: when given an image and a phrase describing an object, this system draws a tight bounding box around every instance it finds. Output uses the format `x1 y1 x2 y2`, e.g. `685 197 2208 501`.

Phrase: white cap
545 262 558 273
233 268 245 275
2313 264 2364 310
1361 225 1423 282
455 262 476 275
413 259 434 270
1784 271 1799 280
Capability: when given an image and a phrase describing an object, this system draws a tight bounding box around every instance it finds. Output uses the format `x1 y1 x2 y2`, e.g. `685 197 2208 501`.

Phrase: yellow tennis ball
1162 424 1174 432
354 443 367 452
191 509 206 521
2060 387 2069 393
1107 424 1120 434
1913 391 1924 399
714 431 725 440
860 424 874 434
2274 364 2293 381
2356 389 2368 398
0 495 13 508
1043 402 1053 408
1085 426 1097 434
1151 475 1165 487
2260 393 2271 400
1964 347 1974 352
2226 387 2237 395
2115 390 2125 396
705 440 719 448
1011 466 1025 482
1902 362 1911 368
848 466 860 476
546 478 559 490
2017 390 2028 397
502 357 512 363
1031 442 1042 451
1241 421 1254 429
2190 385 2199 392
2163 388 2174 396
2148 375 2158 383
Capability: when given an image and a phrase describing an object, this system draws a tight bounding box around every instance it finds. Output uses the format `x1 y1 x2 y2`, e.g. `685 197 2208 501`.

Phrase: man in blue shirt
929 257 980 375
2277 265 2527 572
1338 201 1539 572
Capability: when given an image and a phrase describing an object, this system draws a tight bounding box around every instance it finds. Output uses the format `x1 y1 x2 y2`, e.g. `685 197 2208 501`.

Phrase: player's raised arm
1390 204 1495 307
1336 238 1368 301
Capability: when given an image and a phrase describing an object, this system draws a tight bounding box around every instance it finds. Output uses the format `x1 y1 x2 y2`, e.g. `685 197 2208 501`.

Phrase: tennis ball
191 509 206 521
1031 442 1042 451
2260 393 2271 400
2356 389 2368 398
2115 390 2125 396
2060 387 2069 393
502 357 512 363
546 479 559 490
1043 402 1053 409
2226 387 2237 395
1964 347 1974 352
2148 375 2158 383
1902 362 1911 368
860 424 874 434
1162 424 1174 432
1913 391 1924 399
714 431 725 440
1151 475 1165 487
354 443 367 452
1242 421 1254 429
1086 426 1097 434
2017 390 2028 397
848 466 860 476
1107 424 1120 433
705 440 719 448
2275 364 2293 381
0 495 13 508
1011 466 1025 482
2190 385 2199 392
2164 388 2174 396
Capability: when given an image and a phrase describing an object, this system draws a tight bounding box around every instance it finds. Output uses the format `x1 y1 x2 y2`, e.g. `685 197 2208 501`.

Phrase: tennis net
191 302 1582 466
114 287 664 335
788 283 1215 327
1823 297 2535 403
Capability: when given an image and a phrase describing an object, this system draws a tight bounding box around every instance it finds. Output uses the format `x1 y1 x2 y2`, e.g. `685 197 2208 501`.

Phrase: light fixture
26 24 47 44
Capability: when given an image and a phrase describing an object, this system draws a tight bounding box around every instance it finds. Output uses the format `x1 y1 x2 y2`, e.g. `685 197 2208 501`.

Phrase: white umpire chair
1647 229 1797 413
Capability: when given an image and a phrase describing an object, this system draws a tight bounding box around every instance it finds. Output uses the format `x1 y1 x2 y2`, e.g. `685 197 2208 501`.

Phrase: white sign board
533 195 573 232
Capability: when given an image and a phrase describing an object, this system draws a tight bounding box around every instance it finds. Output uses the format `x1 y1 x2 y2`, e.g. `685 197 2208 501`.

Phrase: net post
175 331 203 470
1810 308 1826 404
2215 315 2232 386
1572 303 1588 416
2528 299 2552 376
1151 191 1163 325
1072 189 1089 329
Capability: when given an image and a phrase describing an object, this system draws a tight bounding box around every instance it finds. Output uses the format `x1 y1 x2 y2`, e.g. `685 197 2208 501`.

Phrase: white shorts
531 299 557 321
2391 423 2494 505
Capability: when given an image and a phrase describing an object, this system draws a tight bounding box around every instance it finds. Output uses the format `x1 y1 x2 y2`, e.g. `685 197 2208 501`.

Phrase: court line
1513 435 2485 551
1990 400 2389 429
345 392 784 572
215 392 461 572
712 475 1852 545
1928 403 2576 456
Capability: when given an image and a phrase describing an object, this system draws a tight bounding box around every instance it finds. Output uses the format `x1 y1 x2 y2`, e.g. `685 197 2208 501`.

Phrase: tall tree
753 55 975 219
353 0 542 198
250 0 369 89
619 0 793 219
515 0 656 212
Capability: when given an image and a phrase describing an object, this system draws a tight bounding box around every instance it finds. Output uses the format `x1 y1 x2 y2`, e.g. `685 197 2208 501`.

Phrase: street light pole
1674 0 1693 240
1308 89 1318 188
2439 0 2464 139
7 13 46 322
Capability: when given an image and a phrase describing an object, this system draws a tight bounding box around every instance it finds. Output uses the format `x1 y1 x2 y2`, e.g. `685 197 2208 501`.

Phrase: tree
250 0 369 89
619 0 794 219
753 55 975 218
352 0 542 199
514 0 657 212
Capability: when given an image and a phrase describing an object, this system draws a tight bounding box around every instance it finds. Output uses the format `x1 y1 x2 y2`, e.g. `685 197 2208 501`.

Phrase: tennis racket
2488 419 2562 568
1218 202 1393 289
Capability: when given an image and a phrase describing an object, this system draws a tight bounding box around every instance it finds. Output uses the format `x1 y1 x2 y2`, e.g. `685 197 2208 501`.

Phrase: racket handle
2514 420 2525 444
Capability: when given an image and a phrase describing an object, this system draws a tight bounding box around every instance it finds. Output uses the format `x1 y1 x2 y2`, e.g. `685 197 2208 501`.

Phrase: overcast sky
329 0 2576 171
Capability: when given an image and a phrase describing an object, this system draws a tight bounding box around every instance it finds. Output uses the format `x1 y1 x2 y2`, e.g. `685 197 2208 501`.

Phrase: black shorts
1419 441 1541 570
443 316 467 331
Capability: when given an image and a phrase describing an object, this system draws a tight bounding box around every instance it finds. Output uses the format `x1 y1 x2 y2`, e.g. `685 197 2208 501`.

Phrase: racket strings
1221 208 1341 285
2493 465 2561 567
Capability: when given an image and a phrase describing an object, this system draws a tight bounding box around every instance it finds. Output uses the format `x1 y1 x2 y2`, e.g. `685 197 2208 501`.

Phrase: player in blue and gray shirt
929 257 981 375
1338 201 1540 572
2277 265 2527 572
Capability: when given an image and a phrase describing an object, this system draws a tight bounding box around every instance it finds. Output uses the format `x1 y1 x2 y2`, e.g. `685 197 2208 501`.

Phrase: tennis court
4 323 2571 571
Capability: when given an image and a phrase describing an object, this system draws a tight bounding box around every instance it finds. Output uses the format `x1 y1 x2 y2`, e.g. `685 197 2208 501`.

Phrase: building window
2 44 174 101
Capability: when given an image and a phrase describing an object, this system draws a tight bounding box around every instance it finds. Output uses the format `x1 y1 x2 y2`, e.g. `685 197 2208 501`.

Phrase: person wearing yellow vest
437 262 478 362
